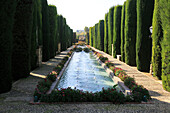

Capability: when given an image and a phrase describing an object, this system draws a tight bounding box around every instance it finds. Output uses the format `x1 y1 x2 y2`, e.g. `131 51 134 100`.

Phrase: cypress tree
41 0 50 61
12 0 34 80
48 5 57 58
108 7 114 55
113 5 122 58
85 33 89 45
136 0 154 72
124 0 137 66
121 2 126 62
104 13 109 53
37 0 42 46
57 15 63 52
97 20 104 51
152 0 163 79
31 0 38 70
93 24 98 48
160 0 170 91
89 27 93 46
55 14 59 53
0 0 16 93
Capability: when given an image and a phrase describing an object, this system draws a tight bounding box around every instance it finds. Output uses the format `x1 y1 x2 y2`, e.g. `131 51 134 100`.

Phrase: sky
47 0 126 32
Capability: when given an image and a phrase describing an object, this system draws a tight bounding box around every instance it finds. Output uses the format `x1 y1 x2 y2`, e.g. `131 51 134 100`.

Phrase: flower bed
91 47 151 102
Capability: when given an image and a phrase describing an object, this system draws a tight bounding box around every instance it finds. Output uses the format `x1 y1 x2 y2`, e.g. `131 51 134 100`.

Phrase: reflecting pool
56 50 117 92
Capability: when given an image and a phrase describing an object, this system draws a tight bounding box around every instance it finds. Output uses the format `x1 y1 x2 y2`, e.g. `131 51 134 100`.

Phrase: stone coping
47 52 75 94
92 53 131 96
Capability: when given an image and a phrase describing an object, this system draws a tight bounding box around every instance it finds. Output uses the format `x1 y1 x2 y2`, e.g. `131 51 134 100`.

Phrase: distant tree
104 13 109 53
108 7 114 55
89 27 93 46
0 0 16 93
113 5 122 58
93 24 98 48
136 0 154 72
120 2 126 62
124 0 137 66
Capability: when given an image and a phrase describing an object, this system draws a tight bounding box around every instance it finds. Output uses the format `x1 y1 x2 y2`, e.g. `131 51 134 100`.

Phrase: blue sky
47 0 126 31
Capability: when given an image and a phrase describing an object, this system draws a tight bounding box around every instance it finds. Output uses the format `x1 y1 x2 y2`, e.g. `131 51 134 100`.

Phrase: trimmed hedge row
120 2 126 62
124 0 137 66
104 13 109 53
97 20 104 51
0 0 17 93
113 5 122 58
136 0 154 72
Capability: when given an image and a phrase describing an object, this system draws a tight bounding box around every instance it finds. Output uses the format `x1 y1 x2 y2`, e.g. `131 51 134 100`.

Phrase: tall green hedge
104 13 109 53
152 0 163 79
48 5 57 58
12 0 34 80
42 0 50 61
160 0 170 91
85 32 89 45
124 0 137 66
121 2 126 62
37 0 42 46
136 0 154 72
31 0 38 71
89 27 93 46
55 15 59 53
93 24 98 48
57 15 63 52
97 20 104 51
108 7 114 55
0 0 16 93
113 5 122 58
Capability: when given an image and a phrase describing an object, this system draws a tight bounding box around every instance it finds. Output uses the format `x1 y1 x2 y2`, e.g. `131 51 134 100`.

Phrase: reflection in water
57 51 118 92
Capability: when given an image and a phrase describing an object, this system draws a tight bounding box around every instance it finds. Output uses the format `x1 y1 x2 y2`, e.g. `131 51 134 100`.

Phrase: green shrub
93 24 98 48
121 2 126 62
124 0 137 66
124 77 137 88
12 0 34 80
136 0 154 72
113 5 122 58
99 56 108 63
105 61 115 68
47 71 57 82
83 48 90 53
0 0 16 93
104 13 109 53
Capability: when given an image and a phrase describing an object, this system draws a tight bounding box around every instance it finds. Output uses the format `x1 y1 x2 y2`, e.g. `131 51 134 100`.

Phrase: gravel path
0 46 170 113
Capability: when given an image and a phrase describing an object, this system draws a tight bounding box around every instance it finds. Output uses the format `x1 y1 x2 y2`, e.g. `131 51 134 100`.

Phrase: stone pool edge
47 52 75 94
92 52 131 96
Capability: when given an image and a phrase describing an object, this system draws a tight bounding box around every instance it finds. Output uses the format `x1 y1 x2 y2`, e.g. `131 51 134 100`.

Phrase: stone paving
0 46 170 113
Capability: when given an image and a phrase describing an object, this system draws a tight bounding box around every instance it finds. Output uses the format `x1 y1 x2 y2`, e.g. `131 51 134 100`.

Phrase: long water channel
56 49 119 92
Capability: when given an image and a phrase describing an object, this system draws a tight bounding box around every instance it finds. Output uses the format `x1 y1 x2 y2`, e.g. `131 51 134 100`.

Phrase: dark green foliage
160 0 170 91
89 27 93 46
31 0 38 70
37 0 42 46
41 0 50 61
48 5 57 58
152 0 163 79
57 15 63 52
108 7 114 55
97 20 104 51
85 33 89 45
120 2 126 62
104 13 109 53
0 0 16 93
136 0 154 72
113 5 122 58
93 24 98 48
12 0 34 80
125 0 137 66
